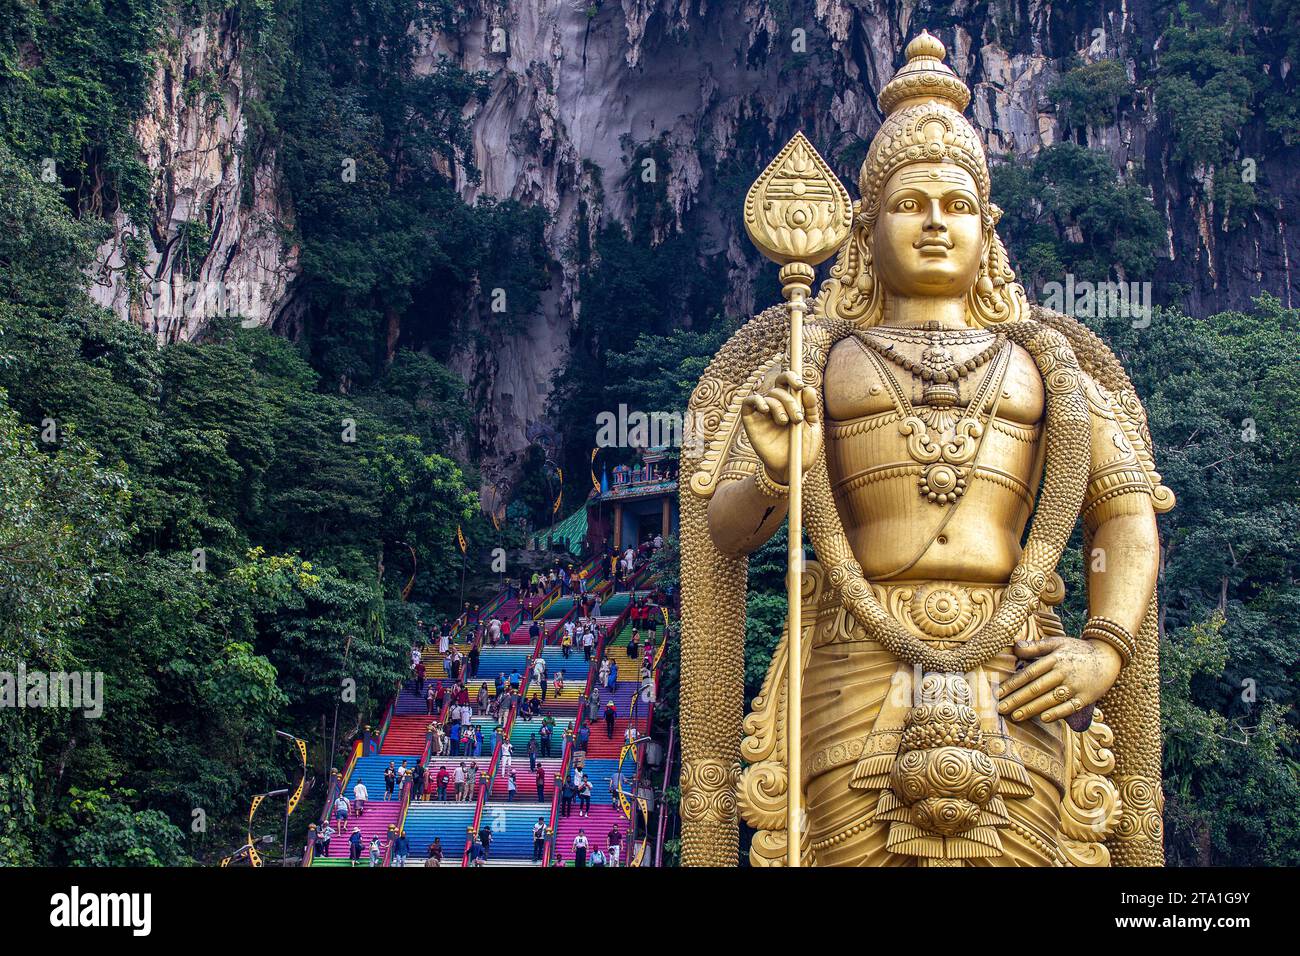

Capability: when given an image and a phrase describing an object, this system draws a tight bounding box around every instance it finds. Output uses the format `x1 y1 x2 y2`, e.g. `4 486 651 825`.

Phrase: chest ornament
853 326 1012 506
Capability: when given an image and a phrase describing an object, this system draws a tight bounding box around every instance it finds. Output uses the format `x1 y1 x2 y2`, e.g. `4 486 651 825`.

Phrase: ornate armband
1081 616 1138 666
754 467 789 499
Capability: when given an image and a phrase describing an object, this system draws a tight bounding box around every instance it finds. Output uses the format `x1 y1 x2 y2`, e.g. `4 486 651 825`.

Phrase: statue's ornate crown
860 31 989 210
877 31 972 115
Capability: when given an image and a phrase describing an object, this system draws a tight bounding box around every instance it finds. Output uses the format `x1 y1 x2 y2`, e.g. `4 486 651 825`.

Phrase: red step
381 715 430 755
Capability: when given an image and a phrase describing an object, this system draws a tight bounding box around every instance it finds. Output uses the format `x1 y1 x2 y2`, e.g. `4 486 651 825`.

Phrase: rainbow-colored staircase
307 553 667 868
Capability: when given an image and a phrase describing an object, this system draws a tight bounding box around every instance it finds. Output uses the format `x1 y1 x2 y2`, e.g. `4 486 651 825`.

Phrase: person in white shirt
352 781 368 817
488 618 501 644
501 740 514 771
454 763 468 802
573 830 590 867
315 822 335 858
532 819 547 863
533 657 546 682
653 534 663 550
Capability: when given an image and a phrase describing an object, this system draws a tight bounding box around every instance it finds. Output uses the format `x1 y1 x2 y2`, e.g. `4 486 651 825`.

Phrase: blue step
400 802 477 860
476 802 552 860
345 754 421 794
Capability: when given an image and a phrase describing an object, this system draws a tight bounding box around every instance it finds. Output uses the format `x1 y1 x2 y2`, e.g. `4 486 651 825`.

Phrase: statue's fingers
997 667 1062 714
743 395 771 420
800 382 822 423
1012 637 1061 660
775 371 804 392
765 388 799 424
996 655 1053 696
1010 683 1073 722
1040 696 1086 724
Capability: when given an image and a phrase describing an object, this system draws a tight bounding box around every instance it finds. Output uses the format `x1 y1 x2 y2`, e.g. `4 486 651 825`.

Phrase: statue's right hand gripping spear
743 132 852 866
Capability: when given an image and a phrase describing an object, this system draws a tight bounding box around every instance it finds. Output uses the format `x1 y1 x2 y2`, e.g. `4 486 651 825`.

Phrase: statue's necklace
856 324 1005 408
851 330 1013 506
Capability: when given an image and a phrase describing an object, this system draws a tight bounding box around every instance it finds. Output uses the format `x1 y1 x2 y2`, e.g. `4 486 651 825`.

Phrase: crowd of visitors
313 537 678 867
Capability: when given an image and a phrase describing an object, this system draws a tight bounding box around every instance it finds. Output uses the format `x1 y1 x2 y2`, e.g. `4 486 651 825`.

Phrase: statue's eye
895 198 919 212
949 199 973 213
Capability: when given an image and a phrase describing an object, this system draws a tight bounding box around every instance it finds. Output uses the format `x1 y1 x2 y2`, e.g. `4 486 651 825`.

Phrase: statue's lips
914 238 953 254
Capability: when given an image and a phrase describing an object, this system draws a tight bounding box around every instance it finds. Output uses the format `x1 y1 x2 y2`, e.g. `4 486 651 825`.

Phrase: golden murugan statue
678 32 1174 867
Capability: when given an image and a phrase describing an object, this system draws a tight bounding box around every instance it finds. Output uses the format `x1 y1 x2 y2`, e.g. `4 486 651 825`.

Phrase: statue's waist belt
810 579 1057 648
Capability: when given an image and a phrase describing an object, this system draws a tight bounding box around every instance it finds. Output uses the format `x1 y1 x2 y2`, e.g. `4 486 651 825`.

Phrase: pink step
318 803 403 858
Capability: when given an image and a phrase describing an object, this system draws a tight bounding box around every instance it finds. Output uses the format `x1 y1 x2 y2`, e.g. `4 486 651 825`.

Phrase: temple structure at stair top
586 446 679 553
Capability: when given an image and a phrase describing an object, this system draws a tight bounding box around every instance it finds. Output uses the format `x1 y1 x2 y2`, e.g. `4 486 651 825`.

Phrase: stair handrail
302 738 362 866
462 686 517 865
556 600 618 865
381 675 456 868
387 679 457 865
543 617 606 868
457 576 529 864
382 766 415 867
541 732 573 867
534 578 564 619
612 607 667 866
653 720 676 868
627 631 666 867
374 688 398 751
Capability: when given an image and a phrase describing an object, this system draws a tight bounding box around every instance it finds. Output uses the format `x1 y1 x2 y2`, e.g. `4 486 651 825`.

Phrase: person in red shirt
436 766 451 801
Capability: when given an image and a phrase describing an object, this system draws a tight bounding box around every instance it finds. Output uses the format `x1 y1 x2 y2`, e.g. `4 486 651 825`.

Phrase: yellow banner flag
247 793 265 868
287 738 307 817
456 525 467 554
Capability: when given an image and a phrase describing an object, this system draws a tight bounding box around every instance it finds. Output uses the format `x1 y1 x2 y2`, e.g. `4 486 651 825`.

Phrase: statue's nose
924 198 946 231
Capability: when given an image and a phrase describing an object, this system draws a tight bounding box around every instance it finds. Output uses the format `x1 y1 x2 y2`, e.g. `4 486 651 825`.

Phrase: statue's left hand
995 637 1122 724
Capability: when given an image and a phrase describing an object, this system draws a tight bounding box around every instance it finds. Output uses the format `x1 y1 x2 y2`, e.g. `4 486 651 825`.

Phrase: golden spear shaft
743 133 851 866
783 261 810 865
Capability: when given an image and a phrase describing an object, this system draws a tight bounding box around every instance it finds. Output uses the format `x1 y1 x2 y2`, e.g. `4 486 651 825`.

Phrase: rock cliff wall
98 1 1297 484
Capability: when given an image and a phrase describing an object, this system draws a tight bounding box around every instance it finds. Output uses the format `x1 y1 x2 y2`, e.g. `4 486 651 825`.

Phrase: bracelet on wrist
1081 616 1138 666
754 467 789 499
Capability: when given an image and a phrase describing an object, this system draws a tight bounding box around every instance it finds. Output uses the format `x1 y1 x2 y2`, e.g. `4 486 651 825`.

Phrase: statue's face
872 162 983 298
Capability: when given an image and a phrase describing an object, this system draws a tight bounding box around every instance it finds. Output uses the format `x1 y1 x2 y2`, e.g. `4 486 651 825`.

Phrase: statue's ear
818 202 882 326
989 202 1004 227
967 227 1027 326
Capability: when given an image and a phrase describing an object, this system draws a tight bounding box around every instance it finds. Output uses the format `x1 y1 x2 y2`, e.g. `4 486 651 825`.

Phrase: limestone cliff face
102 0 1297 485
90 8 298 342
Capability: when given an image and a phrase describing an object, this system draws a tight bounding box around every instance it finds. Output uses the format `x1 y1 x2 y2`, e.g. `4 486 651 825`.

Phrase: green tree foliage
57 786 189 867
257 0 552 387
1077 297 1300 864
992 143 1165 290
1049 58 1132 133
0 0 159 220
0 114 477 863
1154 14 1258 169
1144 8 1294 228
549 220 728 500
